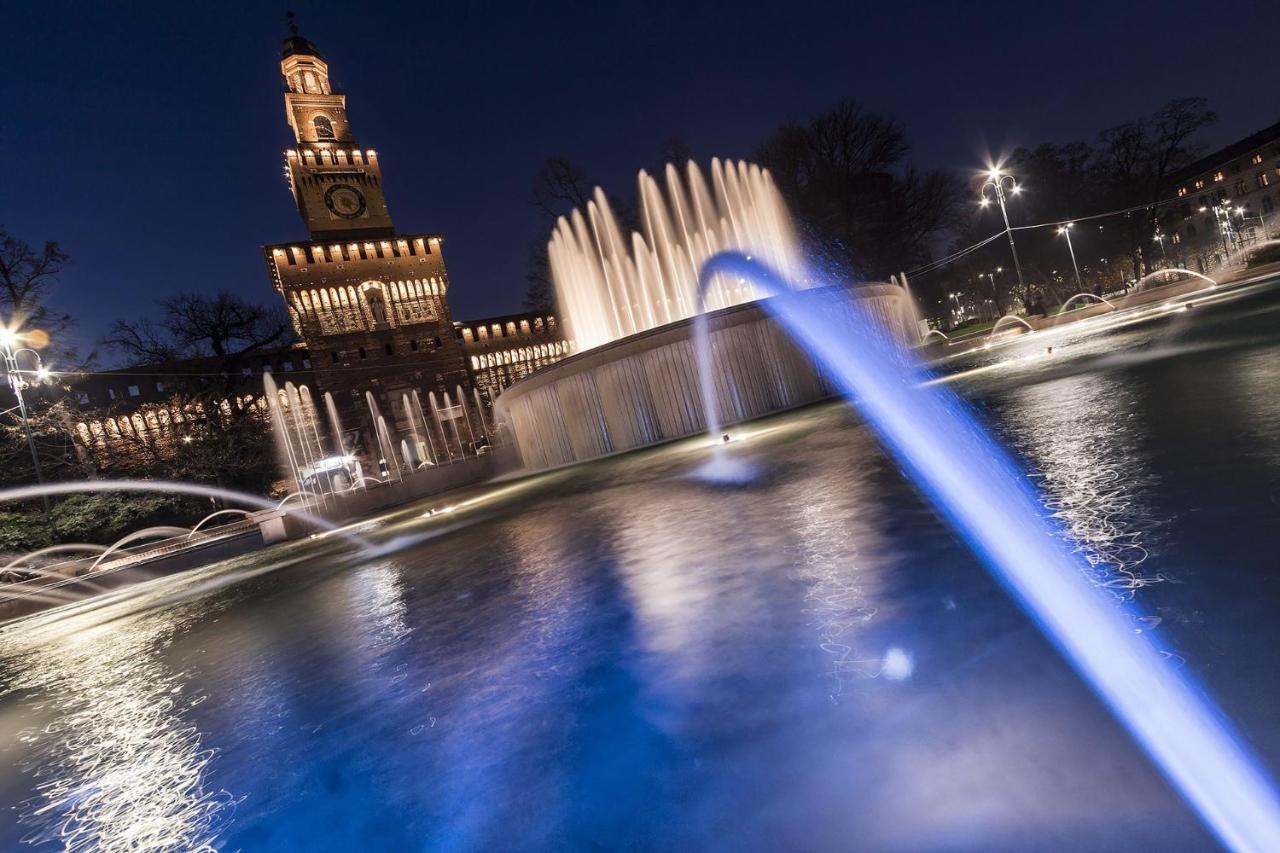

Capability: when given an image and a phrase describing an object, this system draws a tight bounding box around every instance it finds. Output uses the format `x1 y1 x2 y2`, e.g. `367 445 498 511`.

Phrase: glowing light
0 327 17 348
34 366 51 382
695 252 1280 850
881 647 914 680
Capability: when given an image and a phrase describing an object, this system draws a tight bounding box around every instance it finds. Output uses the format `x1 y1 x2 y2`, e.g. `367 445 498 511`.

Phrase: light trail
697 252 1280 851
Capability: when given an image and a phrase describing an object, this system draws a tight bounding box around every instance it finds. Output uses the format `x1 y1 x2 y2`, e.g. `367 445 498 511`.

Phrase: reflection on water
1000 373 1165 600
780 428 887 701
1 281 1279 850
0 602 235 851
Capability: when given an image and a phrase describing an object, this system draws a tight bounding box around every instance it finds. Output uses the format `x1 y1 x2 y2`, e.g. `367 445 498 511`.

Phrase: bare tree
1096 97 1216 276
756 99 962 280
104 291 290 366
530 157 595 219
0 227 78 367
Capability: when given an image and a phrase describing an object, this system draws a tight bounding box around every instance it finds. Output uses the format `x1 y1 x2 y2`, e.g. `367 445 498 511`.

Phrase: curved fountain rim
498 281 903 406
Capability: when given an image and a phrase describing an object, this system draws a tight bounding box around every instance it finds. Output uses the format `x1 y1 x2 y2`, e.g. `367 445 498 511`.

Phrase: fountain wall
495 285 911 470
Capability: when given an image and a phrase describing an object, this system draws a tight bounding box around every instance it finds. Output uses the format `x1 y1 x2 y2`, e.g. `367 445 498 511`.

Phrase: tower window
385 343 394 356
313 115 335 140
331 351 340 363
410 339 419 351
433 336 442 348
358 347 367 360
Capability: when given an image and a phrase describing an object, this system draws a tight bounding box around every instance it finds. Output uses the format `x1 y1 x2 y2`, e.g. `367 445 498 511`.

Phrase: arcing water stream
693 251 1280 851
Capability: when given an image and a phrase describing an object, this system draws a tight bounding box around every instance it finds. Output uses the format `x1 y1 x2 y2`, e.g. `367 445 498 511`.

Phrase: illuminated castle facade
262 33 474 452
262 32 571 463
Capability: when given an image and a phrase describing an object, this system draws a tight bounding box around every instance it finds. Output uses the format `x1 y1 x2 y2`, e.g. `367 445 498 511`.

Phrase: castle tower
279 34 395 239
263 29 473 465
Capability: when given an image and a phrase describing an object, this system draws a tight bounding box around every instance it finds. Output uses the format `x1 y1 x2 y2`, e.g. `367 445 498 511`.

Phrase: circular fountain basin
495 284 911 469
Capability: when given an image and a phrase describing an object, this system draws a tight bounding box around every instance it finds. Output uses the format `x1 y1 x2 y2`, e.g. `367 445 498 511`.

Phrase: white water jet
410 390 439 466
894 272 927 345
264 374 304 496
187 509 254 537
1058 292 1117 314
472 388 490 436
922 329 950 344
989 315 1036 338
1133 268 1217 292
693 251 1280 850
1 544 110 579
549 158 803 351
0 481 350 543
87 526 193 572
402 392 426 467
365 392 402 480
324 391 347 456
428 392 457 460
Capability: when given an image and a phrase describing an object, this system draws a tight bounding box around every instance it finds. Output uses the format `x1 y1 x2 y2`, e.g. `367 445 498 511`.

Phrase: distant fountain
472 388 491 436
428 392 458 460
891 272 927 345
410 390 438 465
365 392 402 480
87 527 191 572
1133 268 1217 292
1057 292 1117 314
922 329 950 344
689 251 1280 851
989 314 1036 338
548 159 803 352
324 391 347 456
187 509 253 537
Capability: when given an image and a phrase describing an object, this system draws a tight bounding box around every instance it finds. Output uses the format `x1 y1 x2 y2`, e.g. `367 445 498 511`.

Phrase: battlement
286 147 378 168
265 233 443 272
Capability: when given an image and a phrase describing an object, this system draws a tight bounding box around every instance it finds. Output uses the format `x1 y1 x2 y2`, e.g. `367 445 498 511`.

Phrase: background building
262 31 568 463
1163 120 1280 272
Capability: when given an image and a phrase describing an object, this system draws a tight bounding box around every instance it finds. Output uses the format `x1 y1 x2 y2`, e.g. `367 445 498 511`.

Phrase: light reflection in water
1001 374 1165 600
779 429 888 701
0 603 235 851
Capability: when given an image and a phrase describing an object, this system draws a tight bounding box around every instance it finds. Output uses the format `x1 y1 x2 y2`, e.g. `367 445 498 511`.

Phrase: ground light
695 251 1280 851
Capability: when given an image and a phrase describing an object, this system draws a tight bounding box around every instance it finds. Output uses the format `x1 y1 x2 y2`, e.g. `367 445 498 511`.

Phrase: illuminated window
1253 153 1265 165
128 385 140 397
1195 179 1205 190
313 115 335 140
1213 171 1224 182
1177 187 1187 197
1258 172 1270 189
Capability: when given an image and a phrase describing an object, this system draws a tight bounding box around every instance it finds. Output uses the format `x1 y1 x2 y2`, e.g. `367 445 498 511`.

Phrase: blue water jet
694 252 1280 851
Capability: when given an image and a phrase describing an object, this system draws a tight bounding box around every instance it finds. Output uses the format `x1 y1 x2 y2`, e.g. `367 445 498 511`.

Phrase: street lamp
980 166 1027 305
1057 222 1084 292
1 324 53 518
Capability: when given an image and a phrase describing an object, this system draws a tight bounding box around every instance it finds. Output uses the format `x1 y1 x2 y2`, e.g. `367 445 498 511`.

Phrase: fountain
548 159 804 351
921 329 950 344
498 159 915 469
687 252 1280 851
1057 292 1117 314
988 314 1036 338
1133 268 1217 292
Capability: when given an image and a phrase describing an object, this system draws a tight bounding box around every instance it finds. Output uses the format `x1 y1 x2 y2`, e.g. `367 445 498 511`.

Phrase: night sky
5 0 1276 360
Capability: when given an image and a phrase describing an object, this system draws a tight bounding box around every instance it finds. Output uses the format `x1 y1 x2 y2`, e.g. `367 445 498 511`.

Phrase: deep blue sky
5 0 1276 357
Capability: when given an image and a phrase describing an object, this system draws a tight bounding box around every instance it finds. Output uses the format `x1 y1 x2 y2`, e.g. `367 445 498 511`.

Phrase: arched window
313 115 335 140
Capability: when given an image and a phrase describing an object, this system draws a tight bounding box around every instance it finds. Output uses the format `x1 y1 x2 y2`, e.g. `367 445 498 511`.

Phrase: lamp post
982 267 1004 316
1057 222 1084 292
980 166 1027 305
1 326 52 518
1152 229 1168 265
